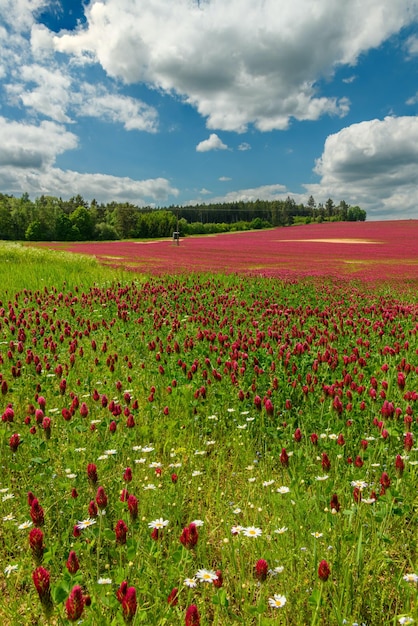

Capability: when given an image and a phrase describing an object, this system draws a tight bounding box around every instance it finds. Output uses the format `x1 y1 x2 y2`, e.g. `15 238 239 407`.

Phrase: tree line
0 193 366 241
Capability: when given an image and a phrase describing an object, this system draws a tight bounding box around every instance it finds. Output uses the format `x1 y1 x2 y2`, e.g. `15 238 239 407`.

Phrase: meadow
0 224 417 626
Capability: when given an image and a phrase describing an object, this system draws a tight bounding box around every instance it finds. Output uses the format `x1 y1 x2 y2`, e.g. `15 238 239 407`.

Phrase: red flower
73 524 81 538
213 569 223 588
95 486 108 510
321 453 331 471
280 448 289 467
66 550 80 575
318 559 331 581
180 523 198 549
167 587 179 606
122 586 137 623
71 488 78 498
65 585 85 622
354 455 364 468
109 420 117 433
380 472 391 490
353 487 361 503
9 433 21 452
29 527 44 564
393 454 404 477
117 580 128 603
404 432 414 451
88 500 98 518
32 567 53 616
115 519 128 545
127 495 138 521
337 434 345 446
87 463 98 486
330 493 341 513
171 473 178 483
123 467 133 482
310 433 318 445
294 427 302 442
254 558 268 581
185 604 200 626
30 499 45 527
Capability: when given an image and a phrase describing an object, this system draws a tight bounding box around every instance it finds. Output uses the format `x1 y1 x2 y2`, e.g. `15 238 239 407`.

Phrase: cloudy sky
1 0 418 219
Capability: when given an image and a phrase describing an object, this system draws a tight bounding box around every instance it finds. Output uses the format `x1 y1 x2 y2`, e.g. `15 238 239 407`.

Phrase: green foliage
0 192 366 243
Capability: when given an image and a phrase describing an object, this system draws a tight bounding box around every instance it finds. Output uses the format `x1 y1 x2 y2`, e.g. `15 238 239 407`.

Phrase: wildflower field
1 224 418 625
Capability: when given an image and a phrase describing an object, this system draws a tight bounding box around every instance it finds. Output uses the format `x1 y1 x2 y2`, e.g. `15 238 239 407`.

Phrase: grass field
1 232 417 625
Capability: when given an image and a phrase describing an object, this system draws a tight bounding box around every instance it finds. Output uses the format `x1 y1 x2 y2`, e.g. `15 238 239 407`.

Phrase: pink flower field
38 220 418 282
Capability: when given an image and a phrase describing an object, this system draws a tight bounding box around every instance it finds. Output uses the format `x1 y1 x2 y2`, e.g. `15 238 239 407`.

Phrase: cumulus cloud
308 116 418 218
0 165 178 205
0 116 177 203
238 142 251 151
207 183 289 204
196 133 229 152
50 0 418 132
0 116 77 168
76 87 159 132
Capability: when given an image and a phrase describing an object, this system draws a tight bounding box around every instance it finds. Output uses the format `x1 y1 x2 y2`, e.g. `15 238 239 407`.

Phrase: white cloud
219 176 231 181
7 64 73 123
308 116 418 218
0 166 179 205
0 116 77 168
50 0 418 132
0 116 178 204
196 133 228 152
206 183 289 204
405 34 418 57
406 92 418 105
76 87 159 132
238 142 251 151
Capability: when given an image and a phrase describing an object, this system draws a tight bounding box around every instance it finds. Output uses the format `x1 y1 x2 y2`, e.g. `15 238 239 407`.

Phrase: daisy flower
231 525 243 535
263 480 275 487
104 449 117 455
191 519 204 527
2 493 14 502
196 569 218 583
3 513 15 522
276 486 290 494
148 518 169 529
274 527 288 534
97 578 112 585
311 532 323 539
184 577 197 588
268 594 287 608
142 446 154 453
351 480 368 490
77 518 97 530
143 484 156 490
17 521 33 530
4 564 18 577
403 573 418 583
316 475 329 481
242 526 262 538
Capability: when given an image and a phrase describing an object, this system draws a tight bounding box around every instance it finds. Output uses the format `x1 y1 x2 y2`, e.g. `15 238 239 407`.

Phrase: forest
0 193 366 241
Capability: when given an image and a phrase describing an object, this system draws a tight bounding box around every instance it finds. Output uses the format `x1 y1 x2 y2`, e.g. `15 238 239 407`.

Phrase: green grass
0 243 417 625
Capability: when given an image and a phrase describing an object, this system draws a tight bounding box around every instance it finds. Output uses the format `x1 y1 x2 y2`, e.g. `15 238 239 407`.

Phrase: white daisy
77 518 97 530
184 577 197 588
276 486 290 494
196 569 218 583
97 578 112 585
403 573 418 583
17 521 33 530
148 518 169 529
4 564 18 577
268 594 287 608
242 526 262 538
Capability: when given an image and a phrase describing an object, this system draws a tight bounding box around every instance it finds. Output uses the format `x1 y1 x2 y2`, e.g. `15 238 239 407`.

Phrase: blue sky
1 1 418 219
